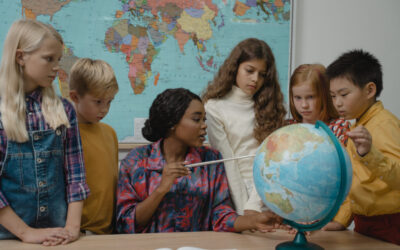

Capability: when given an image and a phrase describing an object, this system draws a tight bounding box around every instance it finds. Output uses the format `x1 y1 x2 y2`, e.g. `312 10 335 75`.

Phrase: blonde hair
289 64 339 123
69 58 118 98
0 19 70 143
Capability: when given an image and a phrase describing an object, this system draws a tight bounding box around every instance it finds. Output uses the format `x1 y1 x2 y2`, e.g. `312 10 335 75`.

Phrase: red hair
289 64 338 123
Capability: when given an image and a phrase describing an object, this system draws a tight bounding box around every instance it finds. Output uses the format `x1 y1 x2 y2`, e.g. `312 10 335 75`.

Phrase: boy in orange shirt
324 49 400 245
69 58 119 234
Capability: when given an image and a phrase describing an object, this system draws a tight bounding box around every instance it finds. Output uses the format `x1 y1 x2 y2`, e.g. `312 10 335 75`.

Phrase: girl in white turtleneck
202 38 286 215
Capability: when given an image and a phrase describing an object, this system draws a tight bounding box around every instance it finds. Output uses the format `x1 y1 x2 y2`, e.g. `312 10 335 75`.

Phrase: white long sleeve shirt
205 86 264 214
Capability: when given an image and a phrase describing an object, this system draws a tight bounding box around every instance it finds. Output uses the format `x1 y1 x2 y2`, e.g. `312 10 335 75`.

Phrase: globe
253 121 352 249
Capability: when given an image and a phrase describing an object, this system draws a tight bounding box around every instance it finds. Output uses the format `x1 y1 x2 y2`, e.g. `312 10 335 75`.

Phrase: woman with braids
202 38 286 215
116 88 282 233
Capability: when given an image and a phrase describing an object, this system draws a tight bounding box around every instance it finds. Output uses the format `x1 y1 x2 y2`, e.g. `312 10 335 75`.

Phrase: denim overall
0 125 67 239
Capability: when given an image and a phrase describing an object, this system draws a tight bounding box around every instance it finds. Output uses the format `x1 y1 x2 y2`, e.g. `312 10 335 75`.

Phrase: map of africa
0 0 291 142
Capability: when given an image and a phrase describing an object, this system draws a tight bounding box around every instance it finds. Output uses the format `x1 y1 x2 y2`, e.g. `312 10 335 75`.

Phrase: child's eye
341 93 348 97
294 96 301 100
45 57 53 62
307 95 314 100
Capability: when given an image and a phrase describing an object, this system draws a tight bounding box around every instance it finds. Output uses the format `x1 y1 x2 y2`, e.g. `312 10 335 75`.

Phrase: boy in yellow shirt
324 49 400 245
69 58 119 234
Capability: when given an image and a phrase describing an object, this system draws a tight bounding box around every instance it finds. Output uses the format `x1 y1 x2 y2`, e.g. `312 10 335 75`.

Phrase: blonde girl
0 19 89 245
202 38 286 215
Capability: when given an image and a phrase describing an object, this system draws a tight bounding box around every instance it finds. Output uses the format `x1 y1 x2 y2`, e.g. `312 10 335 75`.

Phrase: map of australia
0 0 291 141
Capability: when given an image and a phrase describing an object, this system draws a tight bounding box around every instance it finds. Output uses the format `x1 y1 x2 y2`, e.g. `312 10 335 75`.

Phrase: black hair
142 88 202 142
326 49 383 97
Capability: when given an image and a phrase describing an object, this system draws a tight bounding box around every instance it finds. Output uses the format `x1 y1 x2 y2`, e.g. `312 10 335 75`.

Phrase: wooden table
0 230 398 250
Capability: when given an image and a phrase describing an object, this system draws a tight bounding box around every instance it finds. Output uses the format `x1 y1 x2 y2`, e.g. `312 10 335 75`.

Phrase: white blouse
205 86 264 214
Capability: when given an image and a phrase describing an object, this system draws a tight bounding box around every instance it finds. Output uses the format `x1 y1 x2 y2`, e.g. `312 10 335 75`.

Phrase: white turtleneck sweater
205 86 264 215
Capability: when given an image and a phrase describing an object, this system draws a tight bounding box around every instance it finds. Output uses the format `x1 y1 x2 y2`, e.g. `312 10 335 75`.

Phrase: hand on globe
347 125 372 157
243 210 288 233
234 210 282 232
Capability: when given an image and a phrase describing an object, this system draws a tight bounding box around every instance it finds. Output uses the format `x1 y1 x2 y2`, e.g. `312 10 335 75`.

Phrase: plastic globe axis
275 120 351 250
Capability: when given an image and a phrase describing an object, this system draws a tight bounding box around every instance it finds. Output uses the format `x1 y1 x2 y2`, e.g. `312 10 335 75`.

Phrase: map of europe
0 0 291 142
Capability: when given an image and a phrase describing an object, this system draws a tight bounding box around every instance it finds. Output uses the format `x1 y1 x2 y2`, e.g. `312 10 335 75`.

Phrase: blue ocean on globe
253 123 352 223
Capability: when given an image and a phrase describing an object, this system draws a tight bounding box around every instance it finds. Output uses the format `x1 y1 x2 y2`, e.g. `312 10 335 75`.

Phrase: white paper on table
155 247 237 250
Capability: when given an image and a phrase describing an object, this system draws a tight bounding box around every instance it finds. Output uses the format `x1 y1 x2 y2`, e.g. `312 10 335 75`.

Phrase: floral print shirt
116 140 238 233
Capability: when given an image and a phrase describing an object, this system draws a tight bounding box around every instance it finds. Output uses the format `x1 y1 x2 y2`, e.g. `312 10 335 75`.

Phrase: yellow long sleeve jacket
334 101 400 227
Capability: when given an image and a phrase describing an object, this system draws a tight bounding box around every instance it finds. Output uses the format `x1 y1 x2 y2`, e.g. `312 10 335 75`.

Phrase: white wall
292 0 400 118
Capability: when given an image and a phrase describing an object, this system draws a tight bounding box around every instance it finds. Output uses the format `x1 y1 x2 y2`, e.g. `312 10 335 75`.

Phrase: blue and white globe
253 122 352 226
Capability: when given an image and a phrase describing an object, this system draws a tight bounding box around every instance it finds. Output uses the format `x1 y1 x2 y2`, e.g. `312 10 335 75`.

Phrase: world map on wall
0 0 291 142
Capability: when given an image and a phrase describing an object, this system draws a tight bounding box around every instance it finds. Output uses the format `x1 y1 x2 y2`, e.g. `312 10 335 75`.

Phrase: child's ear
364 82 377 99
69 90 80 103
15 49 25 66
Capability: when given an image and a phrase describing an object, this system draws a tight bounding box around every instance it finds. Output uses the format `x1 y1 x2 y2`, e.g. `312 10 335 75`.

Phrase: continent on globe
262 126 324 168
265 192 294 214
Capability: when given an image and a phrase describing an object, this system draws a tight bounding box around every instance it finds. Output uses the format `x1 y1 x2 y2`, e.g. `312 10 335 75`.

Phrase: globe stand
276 231 323 250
